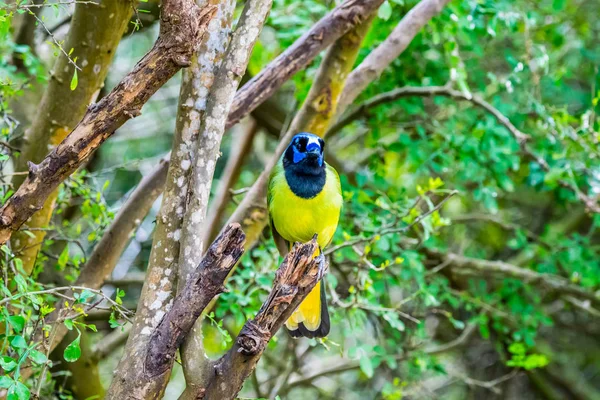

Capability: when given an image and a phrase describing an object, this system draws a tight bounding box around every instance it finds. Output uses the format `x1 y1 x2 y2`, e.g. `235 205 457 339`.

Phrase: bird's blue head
283 133 325 172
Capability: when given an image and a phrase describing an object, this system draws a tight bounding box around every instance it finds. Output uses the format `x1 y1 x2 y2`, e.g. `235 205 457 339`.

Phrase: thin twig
15 1 99 8
32 13 81 71
325 190 458 255
330 85 600 213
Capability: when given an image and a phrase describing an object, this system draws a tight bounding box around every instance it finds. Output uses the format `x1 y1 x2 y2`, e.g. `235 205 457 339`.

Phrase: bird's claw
316 254 328 280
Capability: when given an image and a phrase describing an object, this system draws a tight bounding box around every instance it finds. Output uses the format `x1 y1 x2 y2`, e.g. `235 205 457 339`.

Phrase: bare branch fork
140 225 324 399
0 0 217 244
145 223 246 378
201 236 325 400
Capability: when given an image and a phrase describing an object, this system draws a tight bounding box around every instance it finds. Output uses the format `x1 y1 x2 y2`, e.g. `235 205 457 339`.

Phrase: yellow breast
269 166 342 249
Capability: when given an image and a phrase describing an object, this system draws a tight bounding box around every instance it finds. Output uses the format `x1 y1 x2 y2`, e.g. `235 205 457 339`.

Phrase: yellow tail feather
285 246 330 338
286 281 322 331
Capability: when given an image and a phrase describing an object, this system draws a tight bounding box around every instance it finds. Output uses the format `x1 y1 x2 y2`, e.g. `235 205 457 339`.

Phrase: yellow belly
269 167 342 249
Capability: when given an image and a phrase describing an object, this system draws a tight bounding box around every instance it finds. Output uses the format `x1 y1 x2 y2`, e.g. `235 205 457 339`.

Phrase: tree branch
203 119 258 246
104 225 243 399
329 84 600 213
197 238 325 400
144 223 245 379
225 0 385 130
426 249 600 306
0 0 217 245
337 0 452 113
174 0 272 392
11 0 133 274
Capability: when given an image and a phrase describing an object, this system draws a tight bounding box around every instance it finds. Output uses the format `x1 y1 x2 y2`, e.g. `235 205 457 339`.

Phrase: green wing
325 162 342 194
267 161 290 256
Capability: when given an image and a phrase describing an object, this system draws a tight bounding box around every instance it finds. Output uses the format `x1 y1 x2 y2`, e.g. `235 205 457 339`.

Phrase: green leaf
378 1 392 20
10 336 27 349
552 0 566 10
360 355 374 378
70 69 78 91
57 246 69 269
1 245 11 255
0 376 13 389
382 312 405 332
8 381 30 400
14 275 27 293
7 316 25 333
63 332 82 362
0 357 17 372
28 350 47 365
63 319 74 330
74 289 94 304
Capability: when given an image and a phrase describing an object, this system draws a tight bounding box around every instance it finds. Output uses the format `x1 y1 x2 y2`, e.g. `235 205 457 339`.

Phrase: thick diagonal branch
225 0 384 129
145 223 245 378
0 0 217 245
194 238 324 400
11 0 132 274
337 0 452 112
225 15 375 250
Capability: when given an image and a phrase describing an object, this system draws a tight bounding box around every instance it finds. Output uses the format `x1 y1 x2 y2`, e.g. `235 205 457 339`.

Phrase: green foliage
228 0 600 397
1 0 600 398
62 331 81 363
506 342 550 370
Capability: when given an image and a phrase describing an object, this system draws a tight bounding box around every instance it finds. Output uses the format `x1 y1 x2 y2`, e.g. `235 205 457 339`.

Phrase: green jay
268 132 342 338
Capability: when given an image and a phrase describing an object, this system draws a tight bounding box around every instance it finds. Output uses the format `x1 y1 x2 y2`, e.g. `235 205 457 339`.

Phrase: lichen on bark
174 0 274 394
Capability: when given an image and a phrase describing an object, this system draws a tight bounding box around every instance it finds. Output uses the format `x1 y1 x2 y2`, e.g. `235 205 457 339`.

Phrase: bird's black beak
306 148 321 160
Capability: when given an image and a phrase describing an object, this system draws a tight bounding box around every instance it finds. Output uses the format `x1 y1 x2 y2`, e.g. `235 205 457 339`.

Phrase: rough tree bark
145 224 244 374
11 0 133 274
0 0 217 245
199 238 325 400
106 224 245 397
203 119 258 245
103 0 226 397
177 0 271 286
175 0 273 393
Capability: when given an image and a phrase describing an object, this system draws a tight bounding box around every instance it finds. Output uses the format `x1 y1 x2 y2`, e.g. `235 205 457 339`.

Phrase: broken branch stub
200 237 326 400
145 223 246 377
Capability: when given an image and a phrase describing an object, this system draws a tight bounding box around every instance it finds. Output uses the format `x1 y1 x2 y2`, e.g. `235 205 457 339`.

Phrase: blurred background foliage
1 0 600 399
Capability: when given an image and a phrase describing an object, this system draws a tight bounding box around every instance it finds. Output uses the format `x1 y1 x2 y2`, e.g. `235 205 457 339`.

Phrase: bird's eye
319 138 325 150
298 137 308 152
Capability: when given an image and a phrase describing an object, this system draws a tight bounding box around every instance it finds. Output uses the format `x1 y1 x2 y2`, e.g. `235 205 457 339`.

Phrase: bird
267 132 342 338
